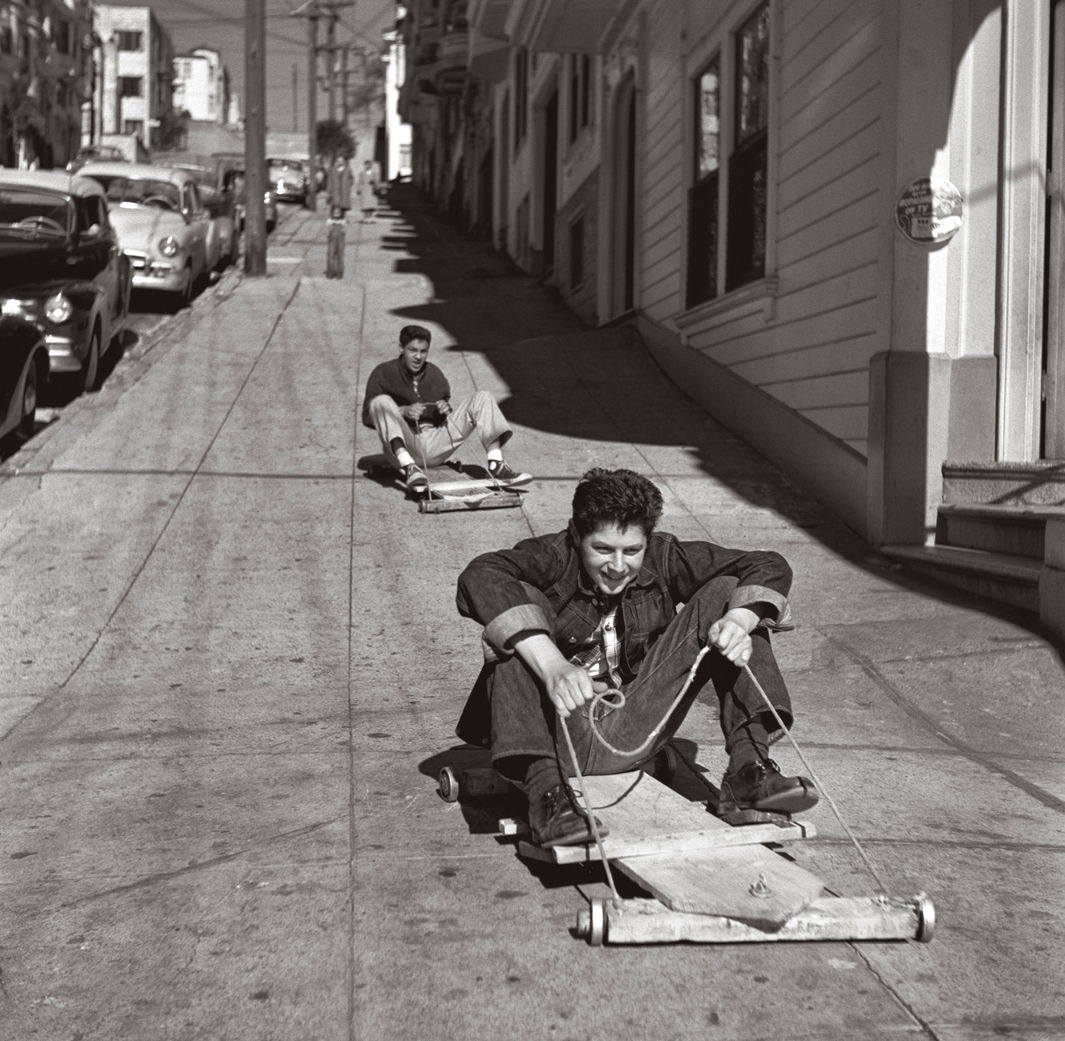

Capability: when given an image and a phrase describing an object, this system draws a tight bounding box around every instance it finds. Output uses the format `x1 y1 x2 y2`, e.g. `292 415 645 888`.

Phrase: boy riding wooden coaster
361 324 532 512
442 467 935 945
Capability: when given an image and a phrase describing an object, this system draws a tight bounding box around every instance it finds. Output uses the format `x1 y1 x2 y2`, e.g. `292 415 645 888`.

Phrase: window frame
116 30 143 52
685 0 773 310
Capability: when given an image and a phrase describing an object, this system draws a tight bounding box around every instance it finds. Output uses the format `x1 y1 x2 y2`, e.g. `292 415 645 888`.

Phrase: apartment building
173 46 230 124
93 3 174 150
0 0 95 168
398 0 1065 636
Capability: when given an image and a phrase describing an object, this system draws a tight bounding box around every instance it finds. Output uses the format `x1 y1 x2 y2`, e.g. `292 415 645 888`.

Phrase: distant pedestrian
356 159 377 223
326 156 352 214
325 205 346 279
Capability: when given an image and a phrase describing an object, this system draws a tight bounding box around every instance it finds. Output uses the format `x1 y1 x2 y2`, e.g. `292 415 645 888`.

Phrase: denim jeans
472 577 793 778
367 390 512 469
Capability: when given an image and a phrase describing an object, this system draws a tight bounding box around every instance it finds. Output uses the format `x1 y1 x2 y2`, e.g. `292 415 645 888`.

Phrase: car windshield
269 161 303 179
90 176 181 211
0 188 72 236
173 166 216 194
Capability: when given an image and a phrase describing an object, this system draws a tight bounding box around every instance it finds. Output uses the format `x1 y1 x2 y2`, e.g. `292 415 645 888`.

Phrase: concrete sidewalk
1 188 1063 1041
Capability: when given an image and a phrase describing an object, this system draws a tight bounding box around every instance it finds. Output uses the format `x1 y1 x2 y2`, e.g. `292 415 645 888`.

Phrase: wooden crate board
614 846 824 925
517 772 812 864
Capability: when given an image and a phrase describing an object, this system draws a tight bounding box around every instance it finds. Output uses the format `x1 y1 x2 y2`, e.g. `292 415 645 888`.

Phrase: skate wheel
654 744 679 782
438 766 460 802
575 898 607 946
915 893 936 943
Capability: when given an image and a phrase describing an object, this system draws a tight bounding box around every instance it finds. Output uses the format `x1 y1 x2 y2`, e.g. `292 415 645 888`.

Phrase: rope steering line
556 644 891 900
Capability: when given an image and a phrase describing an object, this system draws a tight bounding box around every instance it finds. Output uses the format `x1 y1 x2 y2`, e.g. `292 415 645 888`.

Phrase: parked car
0 169 131 393
213 152 278 233
78 161 211 310
66 144 127 173
0 315 48 447
267 157 310 205
151 152 238 268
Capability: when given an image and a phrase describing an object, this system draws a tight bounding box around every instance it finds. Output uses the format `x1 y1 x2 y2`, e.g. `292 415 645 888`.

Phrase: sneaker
401 463 429 495
487 459 532 487
529 783 609 848
717 759 819 817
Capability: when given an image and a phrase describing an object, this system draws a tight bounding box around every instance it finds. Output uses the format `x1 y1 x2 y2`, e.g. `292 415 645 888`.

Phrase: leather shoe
529 783 608 848
717 759 819 816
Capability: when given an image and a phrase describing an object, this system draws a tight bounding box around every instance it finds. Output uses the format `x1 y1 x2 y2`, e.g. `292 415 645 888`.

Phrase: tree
156 109 191 153
316 119 355 162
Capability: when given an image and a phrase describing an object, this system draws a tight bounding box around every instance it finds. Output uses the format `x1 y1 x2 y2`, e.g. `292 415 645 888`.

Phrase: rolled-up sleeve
456 535 566 657
666 538 795 631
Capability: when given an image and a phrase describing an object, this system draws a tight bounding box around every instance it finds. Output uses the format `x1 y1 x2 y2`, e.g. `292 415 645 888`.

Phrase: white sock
395 448 414 468
486 448 503 465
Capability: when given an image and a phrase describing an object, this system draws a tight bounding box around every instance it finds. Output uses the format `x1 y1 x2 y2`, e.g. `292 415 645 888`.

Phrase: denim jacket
456 526 793 682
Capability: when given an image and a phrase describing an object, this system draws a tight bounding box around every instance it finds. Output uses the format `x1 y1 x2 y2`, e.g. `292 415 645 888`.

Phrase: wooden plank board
419 492 522 513
588 895 930 945
517 772 813 864
424 475 527 494
516 772 822 928
613 846 824 926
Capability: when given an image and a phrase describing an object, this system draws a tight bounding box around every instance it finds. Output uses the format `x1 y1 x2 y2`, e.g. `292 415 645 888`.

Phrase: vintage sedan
267 157 310 205
78 161 211 309
152 152 238 269
0 170 131 393
0 315 48 448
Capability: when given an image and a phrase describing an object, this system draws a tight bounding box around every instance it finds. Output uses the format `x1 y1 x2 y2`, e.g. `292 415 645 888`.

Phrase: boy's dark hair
399 324 432 347
571 468 664 537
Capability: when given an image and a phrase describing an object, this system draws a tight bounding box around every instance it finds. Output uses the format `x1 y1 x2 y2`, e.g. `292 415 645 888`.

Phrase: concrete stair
882 463 1065 616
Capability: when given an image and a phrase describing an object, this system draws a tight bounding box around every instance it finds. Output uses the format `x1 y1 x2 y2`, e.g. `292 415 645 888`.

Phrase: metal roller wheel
915 893 936 943
437 766 460 802
575 898 607 946
655 744 679 783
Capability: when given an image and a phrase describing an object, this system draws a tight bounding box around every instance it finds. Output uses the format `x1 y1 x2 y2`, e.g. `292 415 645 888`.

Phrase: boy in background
325 205 346 279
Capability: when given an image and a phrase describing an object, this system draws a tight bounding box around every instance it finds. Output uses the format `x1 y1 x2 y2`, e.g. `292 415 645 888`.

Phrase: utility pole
291 0 353 212
292 62 299 132
244 0 267 275
291 0 321 211
326 10 337 122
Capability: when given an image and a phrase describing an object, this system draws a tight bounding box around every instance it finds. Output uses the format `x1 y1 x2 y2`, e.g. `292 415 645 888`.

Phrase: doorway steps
881 462 1065 616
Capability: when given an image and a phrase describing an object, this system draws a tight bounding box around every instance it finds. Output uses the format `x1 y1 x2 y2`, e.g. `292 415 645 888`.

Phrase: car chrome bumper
125 251 187 293
45 335 82 373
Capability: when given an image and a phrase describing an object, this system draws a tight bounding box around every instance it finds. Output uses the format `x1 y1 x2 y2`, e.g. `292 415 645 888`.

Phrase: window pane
686 174 719 307
726 130 767 289
696 58 720 180
736 3 770 145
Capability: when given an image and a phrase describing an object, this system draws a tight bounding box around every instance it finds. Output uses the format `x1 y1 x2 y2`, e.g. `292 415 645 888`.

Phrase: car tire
15 357 40 442
81 328 101 393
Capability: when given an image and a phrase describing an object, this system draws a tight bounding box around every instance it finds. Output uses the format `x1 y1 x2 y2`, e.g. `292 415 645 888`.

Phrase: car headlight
44 291 74 324
158 235 180 257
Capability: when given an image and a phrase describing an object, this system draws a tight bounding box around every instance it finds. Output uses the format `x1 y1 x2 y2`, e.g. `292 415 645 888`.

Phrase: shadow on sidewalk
372 187 1063 646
